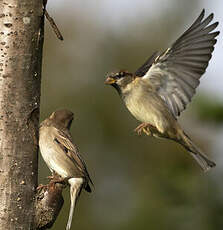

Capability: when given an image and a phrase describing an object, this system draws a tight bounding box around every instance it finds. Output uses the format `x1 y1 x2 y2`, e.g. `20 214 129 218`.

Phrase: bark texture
0 0 44 229
35 182 65 230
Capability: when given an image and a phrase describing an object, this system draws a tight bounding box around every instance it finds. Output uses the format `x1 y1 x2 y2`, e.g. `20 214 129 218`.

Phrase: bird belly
39 139 70 178
39 129 73 178
125 93 174 134
125 94 157 125
128 102 155 124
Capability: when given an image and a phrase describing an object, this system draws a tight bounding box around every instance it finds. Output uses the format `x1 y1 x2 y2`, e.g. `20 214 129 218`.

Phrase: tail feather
179 131 216 172
66 178 83 230
66 195 76 230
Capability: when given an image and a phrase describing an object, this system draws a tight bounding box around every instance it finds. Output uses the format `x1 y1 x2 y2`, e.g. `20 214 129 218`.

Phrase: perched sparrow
39 109 93 230
105 10 219 171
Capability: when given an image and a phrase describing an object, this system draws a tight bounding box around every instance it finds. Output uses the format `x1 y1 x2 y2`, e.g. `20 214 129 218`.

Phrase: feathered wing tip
66 178 83 230
179 131 216 172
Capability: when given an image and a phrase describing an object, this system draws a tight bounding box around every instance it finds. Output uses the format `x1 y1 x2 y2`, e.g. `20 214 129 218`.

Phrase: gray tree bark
0 0 44 229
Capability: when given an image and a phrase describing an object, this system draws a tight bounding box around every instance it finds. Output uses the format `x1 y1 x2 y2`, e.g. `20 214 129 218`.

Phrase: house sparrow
39 109 93 230
105 10 219 171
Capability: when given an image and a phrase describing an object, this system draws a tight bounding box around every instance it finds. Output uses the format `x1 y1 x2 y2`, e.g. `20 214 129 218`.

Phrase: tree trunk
0 0 44 229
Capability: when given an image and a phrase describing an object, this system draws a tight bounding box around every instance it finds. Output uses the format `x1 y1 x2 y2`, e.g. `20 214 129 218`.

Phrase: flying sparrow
39 109 93 230
105 10 219 171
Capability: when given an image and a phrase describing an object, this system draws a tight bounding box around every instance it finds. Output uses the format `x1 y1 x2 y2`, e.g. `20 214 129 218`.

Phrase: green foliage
195 95 223 123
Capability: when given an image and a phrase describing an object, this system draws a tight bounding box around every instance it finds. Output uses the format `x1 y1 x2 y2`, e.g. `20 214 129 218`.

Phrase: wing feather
136 10 219 117
135 51 160 77
54 128 93 188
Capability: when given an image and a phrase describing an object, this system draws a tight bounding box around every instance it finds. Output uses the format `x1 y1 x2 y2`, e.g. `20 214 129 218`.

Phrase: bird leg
36 184 48 191
37 174 66 191
47 172 65 184
134 123 153 136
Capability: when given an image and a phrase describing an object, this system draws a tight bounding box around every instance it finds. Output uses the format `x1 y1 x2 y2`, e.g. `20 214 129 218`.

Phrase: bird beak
105 77 116 85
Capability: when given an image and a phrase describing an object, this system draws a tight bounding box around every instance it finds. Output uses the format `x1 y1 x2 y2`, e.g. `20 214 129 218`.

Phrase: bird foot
36 184 48 191
134 123 152 136
47 174 65 184
37 177 66 191
47 175 54 180
48 177 65 184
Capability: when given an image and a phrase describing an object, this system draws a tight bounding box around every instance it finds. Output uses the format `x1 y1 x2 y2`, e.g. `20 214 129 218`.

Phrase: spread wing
53 127 93 190
135 9 219 117
135 51 160 77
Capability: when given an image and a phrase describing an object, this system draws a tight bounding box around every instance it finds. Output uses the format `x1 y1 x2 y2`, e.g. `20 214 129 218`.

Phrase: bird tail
178 131 216 172
66 178 83 230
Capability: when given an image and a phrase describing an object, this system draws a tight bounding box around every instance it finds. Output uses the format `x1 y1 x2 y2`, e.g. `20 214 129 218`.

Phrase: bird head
50 109 74 129
105 71 134 94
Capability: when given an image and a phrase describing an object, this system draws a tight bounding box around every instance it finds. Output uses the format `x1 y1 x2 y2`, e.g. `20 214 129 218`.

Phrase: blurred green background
39 0 223 229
